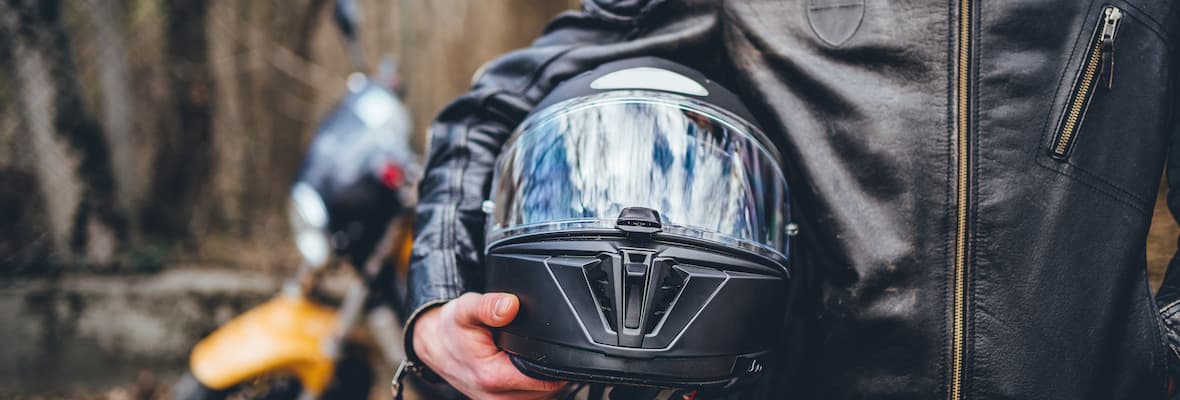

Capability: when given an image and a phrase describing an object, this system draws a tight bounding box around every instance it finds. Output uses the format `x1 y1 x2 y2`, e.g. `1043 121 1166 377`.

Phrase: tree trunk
82 0 140 223
0 0 125 268
144 0 214 240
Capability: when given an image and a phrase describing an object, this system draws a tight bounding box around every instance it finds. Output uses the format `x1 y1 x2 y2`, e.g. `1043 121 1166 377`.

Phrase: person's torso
716 1 1178 398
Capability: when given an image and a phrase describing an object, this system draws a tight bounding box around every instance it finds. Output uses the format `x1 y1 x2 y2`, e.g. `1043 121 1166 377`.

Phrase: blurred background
0 0 1176 399
0 0 576 398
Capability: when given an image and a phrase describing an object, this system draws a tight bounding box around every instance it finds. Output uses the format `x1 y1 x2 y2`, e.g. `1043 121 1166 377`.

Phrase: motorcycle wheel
171 356 371 400
320 355 373 400
171 372 301 400
170 372 229 400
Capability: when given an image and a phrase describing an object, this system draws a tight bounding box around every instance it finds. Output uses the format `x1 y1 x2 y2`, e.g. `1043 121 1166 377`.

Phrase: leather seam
1056 159 1151 206
940 0 955 397
1111 0 1173 48
447 123 469 295
1033 161 1151 215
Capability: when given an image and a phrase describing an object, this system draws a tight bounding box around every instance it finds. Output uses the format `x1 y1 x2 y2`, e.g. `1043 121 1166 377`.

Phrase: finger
452 292 519 328
476 352 568 393
484 389 571 400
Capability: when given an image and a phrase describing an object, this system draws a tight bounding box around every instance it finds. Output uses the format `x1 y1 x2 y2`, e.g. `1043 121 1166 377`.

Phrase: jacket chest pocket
1037 2 1171 211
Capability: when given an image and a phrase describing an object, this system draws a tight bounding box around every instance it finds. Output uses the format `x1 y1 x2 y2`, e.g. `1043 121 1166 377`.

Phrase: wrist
410 306 444 360
400 300 449 382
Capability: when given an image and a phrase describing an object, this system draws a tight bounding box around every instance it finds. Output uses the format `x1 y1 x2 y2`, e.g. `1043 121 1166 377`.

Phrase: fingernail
494 296 512 320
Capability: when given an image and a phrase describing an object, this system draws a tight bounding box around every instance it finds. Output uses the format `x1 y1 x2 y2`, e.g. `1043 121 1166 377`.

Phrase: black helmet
484 57 792 389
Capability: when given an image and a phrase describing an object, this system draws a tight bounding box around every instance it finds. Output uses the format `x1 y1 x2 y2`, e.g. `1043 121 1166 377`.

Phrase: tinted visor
488 91 789 261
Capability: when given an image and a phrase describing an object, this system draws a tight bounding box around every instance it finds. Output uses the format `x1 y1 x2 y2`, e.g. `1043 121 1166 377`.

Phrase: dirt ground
0 267 418 400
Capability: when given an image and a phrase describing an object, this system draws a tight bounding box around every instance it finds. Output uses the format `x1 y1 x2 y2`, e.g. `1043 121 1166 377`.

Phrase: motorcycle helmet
484 57 791 389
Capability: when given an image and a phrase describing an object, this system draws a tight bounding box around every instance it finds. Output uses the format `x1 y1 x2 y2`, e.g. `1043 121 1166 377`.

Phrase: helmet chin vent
582 249 692 347
584 256 618 332
645 261 688 333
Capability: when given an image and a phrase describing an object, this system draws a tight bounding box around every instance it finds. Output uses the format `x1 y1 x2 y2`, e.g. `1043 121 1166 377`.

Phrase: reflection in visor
489 91 789 260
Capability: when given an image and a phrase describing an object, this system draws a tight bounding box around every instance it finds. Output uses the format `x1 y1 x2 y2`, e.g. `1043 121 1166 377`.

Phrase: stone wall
0 0 578 275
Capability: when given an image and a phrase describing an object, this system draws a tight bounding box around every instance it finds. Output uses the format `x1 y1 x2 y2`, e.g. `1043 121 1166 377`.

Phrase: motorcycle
171 1 421 398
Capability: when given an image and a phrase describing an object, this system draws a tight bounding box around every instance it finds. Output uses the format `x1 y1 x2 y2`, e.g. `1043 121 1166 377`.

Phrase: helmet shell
485 58 792 388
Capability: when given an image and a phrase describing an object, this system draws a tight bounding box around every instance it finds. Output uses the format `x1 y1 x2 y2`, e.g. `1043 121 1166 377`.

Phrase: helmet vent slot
583 256 618 332
645 260 688 334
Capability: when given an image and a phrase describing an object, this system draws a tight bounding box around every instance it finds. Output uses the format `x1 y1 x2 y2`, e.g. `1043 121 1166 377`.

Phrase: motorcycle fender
189 296 339 394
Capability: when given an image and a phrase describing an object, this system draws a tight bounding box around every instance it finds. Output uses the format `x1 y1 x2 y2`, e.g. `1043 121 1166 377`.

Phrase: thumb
453 292 519 328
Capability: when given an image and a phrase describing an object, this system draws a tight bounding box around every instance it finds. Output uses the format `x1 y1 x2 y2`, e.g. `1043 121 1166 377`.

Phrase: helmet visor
488 91 789 260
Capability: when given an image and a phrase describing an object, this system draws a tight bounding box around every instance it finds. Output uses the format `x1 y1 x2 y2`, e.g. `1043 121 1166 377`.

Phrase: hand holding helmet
411 292 568 399
412 57 792 395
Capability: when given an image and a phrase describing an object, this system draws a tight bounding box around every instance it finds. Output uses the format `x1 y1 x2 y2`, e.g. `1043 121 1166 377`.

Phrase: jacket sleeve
1157 105 1180 396
403 0 724 360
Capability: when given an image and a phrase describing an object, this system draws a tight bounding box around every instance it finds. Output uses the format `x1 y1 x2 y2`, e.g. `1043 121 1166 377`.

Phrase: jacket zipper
950 0 972 398
1051 6 1123 161
949 5 1123 400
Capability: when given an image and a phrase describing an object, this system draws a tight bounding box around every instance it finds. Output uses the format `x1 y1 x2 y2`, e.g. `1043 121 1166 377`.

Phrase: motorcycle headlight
289 182 331 268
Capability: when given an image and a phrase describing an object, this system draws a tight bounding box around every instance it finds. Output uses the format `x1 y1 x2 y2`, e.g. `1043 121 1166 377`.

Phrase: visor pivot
616 207 662 236
786 222 799 237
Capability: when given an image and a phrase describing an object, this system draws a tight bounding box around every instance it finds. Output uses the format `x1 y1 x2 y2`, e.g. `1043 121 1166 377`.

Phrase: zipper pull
1100 7 1123 89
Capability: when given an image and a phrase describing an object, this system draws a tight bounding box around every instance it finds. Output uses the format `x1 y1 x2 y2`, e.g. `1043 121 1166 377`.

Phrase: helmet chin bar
486 208 789 389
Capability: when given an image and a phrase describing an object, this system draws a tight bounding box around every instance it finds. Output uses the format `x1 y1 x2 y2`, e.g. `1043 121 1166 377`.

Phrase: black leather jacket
406 1 1180 398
